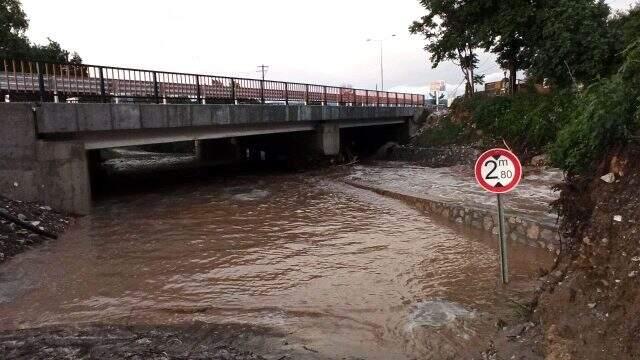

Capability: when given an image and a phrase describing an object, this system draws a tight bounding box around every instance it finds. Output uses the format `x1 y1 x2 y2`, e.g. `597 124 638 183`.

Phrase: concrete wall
346 180 562 253
36 103 420 134
0 103 90 215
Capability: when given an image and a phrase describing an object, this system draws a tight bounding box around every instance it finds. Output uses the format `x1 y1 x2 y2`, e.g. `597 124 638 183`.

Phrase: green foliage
28 38 70 63
551 42 640 174
414 116 473 147
460 92 576 155
409 0 490 95
0 0 79 63
0 0 29 58
527 0 616 87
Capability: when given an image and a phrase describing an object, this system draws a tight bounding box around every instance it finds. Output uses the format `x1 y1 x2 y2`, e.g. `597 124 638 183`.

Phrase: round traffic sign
474 148 522 194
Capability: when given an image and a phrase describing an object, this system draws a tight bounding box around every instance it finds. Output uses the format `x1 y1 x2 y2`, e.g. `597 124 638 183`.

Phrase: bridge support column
315 123 340 156
0 103 91 215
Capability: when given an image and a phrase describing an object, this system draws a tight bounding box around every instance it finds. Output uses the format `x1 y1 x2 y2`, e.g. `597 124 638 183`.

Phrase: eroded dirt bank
488 144 640 359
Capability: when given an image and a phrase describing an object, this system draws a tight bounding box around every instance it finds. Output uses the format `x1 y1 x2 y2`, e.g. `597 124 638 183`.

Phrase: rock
17 213 27 221
375 142 399 158
588 303 597 309
540 229 555 241
530 154 549 167
13 182 18 187
527 224 540 240
483 216 493 231
31 221 41 226
600 173 615 183
135 338 152 345
629 271 638 278
613 215 623 222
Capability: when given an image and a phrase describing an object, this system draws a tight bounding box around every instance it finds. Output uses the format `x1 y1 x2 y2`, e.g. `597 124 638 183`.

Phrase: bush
550 42 640 174
455 92 576 157
413 116 473 147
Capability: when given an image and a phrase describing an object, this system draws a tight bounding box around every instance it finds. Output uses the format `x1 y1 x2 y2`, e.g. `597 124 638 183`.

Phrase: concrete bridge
0 102 425 215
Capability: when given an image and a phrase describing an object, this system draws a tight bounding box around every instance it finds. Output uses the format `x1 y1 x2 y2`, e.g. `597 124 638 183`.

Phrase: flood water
0 162 553 359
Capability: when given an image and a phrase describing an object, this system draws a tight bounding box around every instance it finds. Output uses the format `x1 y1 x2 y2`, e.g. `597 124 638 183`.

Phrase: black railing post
284 82 289 105
37 63 45 102
260 80 265 104
152 71 159 104
230 79 236 104
353 89 356 106
376 91 380 107
323 86 327 105
339 88 343 105
365 90 369 106
99 67 107 103
195 75 201 103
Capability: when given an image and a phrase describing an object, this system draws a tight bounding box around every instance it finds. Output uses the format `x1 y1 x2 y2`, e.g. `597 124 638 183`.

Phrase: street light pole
367 34 396 91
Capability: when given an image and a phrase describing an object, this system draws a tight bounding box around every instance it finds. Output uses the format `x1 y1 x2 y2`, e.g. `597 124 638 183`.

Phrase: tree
482 0 540 94
29 38 70 63
0 0 30 58
1 0 81 63
526 0 615 88
69 52 82 65
410 0 491 96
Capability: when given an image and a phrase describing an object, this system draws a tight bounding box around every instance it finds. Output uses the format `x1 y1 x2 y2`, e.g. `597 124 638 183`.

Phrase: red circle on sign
474 148 522 194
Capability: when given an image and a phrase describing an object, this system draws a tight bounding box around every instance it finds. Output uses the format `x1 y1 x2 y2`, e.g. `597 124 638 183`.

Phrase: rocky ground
0 323 275 360
0 196 72 264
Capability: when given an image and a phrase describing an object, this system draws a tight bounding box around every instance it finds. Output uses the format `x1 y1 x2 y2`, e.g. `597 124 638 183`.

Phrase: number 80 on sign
474 149 522 194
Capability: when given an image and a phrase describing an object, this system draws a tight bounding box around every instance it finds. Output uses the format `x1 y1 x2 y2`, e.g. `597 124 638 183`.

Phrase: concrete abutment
0 103 90 215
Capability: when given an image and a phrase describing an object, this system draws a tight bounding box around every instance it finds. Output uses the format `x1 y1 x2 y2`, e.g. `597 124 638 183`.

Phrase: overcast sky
20 0 638 97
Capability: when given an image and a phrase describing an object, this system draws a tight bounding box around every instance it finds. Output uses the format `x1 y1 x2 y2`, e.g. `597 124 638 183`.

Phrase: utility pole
257 64 269 81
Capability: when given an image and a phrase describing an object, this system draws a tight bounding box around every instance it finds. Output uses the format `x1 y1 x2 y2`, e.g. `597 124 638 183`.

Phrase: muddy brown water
0 163 553 359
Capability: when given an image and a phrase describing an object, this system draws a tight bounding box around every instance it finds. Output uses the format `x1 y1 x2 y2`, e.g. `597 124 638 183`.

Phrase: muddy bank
487 145 640 359
0 196 71 264
0 323 288 360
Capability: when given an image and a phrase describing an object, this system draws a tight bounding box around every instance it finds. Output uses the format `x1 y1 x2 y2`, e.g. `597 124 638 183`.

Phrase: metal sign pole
497 194 509 284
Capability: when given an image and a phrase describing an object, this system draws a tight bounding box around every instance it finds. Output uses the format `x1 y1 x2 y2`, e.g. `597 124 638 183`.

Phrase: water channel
0 161 554 359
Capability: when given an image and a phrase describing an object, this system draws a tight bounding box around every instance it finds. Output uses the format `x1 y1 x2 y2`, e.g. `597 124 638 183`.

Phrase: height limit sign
474 149 522 284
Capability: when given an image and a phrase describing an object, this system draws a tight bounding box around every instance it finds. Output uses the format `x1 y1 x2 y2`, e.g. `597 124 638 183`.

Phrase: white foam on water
406 299 475 332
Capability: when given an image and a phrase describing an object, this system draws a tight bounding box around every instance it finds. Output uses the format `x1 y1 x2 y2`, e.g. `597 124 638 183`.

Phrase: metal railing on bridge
0 59 424 107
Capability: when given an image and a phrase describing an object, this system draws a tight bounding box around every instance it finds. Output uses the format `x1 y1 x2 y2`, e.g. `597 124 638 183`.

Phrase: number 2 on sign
484 160 513 180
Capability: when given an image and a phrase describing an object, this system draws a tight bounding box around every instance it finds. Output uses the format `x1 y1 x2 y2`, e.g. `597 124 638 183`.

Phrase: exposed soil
0 196 72 264
486 144 640 359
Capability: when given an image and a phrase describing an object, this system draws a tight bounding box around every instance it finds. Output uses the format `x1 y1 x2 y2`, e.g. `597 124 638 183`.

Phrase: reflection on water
0 164 552 359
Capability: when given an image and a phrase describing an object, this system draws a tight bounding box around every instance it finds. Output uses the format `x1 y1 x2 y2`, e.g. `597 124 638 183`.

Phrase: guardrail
0 59 424 106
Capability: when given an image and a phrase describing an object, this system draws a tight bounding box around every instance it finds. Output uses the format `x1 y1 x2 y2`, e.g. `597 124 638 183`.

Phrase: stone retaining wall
345 180 562 253
385 145 481 167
